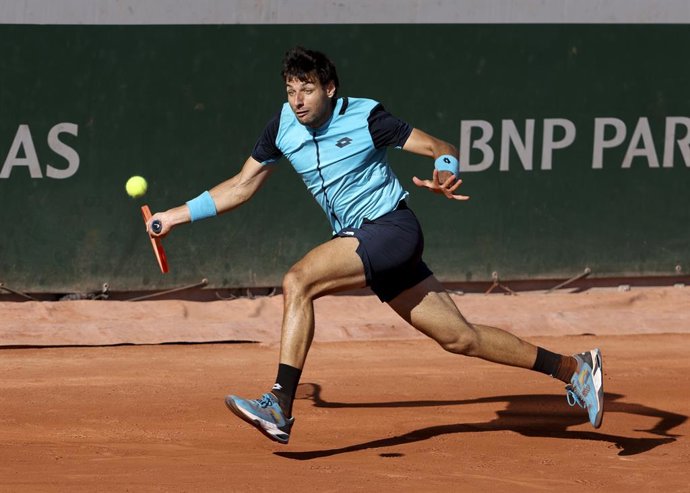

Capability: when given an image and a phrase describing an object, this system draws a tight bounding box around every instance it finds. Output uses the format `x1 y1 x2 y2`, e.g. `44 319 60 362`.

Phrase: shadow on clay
274 382 685 461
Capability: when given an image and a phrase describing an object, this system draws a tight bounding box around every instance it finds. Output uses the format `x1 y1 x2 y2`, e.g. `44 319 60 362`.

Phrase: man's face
286 76 336 129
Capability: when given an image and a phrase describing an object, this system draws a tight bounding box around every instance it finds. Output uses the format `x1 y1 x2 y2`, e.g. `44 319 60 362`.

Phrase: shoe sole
590 348 604 429
224 396 290 444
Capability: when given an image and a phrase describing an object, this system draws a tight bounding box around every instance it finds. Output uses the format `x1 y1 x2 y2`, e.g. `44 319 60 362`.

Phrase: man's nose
295 92 304 106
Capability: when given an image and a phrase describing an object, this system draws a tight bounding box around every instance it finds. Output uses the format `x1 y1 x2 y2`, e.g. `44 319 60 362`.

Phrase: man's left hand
412 169 470 201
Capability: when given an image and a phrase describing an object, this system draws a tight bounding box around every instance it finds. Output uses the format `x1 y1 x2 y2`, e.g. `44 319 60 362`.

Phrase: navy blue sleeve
251 111 283 164
367 103 413 149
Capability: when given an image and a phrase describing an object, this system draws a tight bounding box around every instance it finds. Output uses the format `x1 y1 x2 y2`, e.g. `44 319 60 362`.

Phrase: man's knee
437 326 479 355
282 264 316 300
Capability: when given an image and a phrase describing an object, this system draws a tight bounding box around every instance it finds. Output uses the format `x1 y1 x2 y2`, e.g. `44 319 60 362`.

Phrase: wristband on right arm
186 191 217 222
434 154 460 178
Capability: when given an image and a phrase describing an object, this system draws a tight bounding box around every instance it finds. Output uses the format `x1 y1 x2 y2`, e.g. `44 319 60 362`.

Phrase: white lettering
500 119 534 171
541 118 576 170
662 117 690 168
592 118 626 169
46 123 79 179
622 117 659 168
460 120 494 172
0 124 42 178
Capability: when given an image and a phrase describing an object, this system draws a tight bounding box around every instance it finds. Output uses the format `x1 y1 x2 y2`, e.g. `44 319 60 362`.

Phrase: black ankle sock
532 347 576 384
272 363 302 416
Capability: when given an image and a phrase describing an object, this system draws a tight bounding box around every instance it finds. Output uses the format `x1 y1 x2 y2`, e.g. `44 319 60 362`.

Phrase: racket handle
152 219 162 234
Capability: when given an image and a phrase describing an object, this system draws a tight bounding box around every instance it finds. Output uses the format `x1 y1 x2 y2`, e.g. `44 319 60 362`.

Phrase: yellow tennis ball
126 176 148 198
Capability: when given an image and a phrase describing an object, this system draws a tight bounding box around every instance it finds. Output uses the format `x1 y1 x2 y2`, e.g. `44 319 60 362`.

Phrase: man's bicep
402 128 435 157
213 157 274 198
239 156 276 189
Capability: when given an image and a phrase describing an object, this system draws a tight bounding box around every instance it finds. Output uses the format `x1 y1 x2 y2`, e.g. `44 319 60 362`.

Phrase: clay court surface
1 287 689 491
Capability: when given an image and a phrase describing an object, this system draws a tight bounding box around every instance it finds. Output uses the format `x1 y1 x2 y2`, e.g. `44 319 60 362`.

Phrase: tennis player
148 46 604 444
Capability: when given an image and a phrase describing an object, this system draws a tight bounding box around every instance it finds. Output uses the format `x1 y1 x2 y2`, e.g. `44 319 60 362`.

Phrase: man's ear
326 80 336 98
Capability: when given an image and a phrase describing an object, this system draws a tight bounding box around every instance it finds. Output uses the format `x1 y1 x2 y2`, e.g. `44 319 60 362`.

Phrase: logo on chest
335 137 353 148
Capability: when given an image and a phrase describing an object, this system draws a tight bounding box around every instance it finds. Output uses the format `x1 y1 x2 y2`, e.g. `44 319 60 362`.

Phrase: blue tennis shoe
565 348 604 428
225 393 294 444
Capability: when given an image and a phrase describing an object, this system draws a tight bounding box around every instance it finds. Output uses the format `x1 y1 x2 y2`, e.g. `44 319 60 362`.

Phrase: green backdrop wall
1 25 688 292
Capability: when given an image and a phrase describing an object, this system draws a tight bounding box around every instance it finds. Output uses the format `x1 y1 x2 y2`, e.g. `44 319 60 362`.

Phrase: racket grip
151 220 162 234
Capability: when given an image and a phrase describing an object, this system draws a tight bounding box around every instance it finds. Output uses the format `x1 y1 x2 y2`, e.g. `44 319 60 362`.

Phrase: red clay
1 288 688 491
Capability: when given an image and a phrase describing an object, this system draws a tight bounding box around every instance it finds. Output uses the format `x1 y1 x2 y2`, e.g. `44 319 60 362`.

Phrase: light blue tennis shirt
251 97 413 233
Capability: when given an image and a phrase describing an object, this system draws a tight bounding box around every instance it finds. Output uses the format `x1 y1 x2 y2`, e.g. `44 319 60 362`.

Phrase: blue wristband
186 191 217 222
434 154 460 178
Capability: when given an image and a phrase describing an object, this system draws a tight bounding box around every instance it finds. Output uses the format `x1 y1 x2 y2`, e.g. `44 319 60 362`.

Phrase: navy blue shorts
335 201 433 302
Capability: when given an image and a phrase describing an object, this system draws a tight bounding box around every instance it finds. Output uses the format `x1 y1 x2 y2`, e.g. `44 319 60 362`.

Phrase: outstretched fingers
412 169 470 201
445 178 470 201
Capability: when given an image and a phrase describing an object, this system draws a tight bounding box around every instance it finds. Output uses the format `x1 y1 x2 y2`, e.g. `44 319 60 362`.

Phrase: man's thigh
287 237 367 297
387 275 473 344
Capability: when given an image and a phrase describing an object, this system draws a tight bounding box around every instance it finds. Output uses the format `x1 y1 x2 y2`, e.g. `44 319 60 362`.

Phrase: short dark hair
281 46 339 96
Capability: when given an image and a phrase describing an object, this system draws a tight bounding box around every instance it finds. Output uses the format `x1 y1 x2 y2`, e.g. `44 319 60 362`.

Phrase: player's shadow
274 382 685 461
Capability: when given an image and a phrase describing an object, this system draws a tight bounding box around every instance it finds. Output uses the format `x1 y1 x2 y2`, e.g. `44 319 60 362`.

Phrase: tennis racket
141 205 169 274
